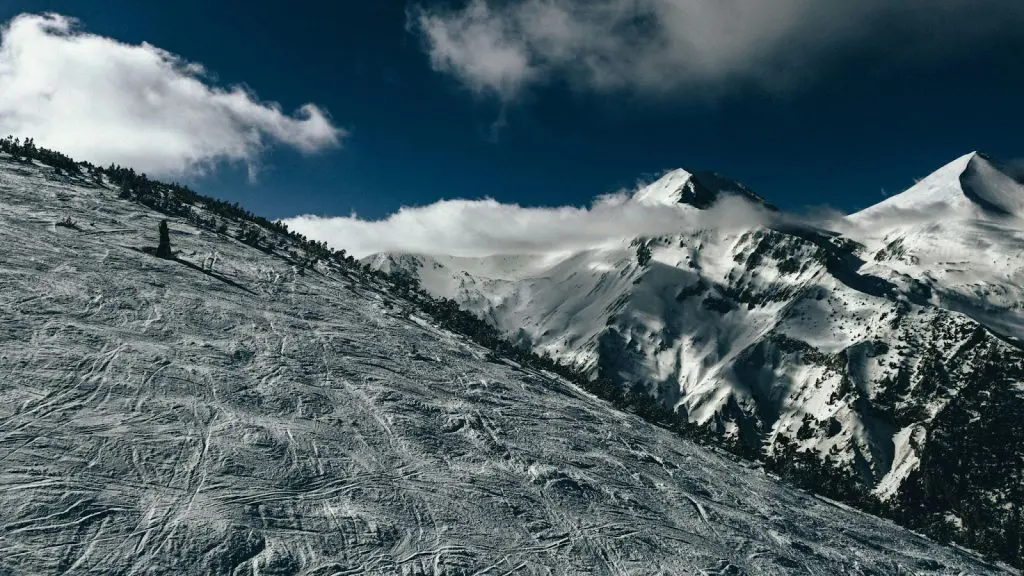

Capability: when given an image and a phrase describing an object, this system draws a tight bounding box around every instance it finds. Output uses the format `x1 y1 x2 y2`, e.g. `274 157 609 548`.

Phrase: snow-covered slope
4 155 1015 573
370 157 1024 564
854 152 1024 219
852 152 1024 343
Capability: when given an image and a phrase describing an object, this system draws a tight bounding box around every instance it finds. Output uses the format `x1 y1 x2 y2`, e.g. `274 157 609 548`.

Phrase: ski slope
0 155 1014 574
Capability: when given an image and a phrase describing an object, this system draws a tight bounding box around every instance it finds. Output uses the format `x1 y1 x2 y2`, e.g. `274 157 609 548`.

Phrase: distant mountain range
368 152 1024 564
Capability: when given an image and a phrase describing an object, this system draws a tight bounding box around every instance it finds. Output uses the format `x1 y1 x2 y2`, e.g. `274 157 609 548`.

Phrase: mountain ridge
852 151 1024 221
369 151 1024 566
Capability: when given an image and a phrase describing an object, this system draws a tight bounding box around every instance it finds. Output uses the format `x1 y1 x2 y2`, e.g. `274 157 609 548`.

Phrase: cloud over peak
283 181 776 259
0 13 344 177
410 0 1024 101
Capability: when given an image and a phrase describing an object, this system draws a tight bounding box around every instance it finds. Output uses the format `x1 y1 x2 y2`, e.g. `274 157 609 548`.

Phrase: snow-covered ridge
371 151 1024 566
1 153 1013 573
852 152 1024 221
852 152 1024 345
632 168 695 205
633 167 775 210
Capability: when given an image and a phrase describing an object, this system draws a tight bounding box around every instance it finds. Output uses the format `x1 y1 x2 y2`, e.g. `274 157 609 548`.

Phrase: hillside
369 153 1024 566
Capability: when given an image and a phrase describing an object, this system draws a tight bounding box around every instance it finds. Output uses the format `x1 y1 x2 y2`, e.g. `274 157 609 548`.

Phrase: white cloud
283 183 775 258
0 13 344 177
410 0 1024 100
413 2 537 98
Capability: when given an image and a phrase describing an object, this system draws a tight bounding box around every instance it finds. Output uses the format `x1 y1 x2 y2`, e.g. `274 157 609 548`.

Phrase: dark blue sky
3 0 1023 219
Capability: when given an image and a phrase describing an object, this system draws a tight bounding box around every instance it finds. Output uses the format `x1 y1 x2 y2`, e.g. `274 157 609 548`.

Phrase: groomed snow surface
0 157 1015 574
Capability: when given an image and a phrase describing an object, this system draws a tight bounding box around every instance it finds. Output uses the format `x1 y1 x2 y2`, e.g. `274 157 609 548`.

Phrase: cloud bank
411 0 1024 100
283 168 981 259
0 13 344 177
283 186 776 259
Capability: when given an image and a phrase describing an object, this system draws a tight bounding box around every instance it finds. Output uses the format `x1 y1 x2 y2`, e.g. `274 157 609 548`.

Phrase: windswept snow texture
0 157 1012 574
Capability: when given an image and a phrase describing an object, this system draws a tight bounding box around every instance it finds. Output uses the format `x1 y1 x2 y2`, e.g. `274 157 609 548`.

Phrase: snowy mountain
5 151 1019 573
369 153 1024 565
851 152 1024 344
632 168 776 210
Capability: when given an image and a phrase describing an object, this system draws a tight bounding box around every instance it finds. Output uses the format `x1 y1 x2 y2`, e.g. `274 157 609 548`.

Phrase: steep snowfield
1 156 1012 574
370 157 1024 563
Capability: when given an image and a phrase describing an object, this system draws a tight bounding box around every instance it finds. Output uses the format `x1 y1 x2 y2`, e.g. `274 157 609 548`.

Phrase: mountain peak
631 169 694 205
633 168 776 210
853 151 1024 221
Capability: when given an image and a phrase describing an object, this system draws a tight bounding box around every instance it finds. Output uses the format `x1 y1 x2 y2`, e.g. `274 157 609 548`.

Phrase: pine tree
156 220 173 259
